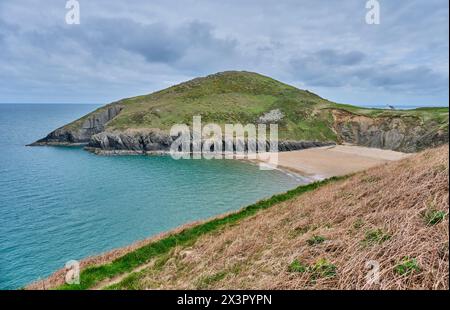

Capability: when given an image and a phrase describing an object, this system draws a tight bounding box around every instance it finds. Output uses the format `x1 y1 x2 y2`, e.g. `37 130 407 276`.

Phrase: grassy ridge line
57 176 345 290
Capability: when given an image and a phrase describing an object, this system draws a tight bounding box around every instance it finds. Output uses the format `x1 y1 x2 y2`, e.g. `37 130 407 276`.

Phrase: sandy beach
261 144 411 179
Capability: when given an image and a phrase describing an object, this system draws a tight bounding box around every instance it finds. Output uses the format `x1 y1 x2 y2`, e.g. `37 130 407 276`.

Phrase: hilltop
31 71 449 153
28 145 448 290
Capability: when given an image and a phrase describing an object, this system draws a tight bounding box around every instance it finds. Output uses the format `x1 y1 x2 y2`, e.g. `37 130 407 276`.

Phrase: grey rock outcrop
88 129 173 152
278 140 335 152
258 109 284 124
332 109 448 153
86 129 335 154
29 104 123 145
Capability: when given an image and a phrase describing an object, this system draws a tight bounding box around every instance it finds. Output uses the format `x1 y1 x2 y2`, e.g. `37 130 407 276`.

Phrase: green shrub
307 235 326 246
288 258 337 279
309 258 337 279
394 257 420 275
288 260 307 273
363 229 391 245
424 209 446 226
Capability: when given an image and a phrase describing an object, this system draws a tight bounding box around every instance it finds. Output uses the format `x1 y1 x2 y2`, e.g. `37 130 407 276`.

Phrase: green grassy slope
106 71 337 141
56 71 449 143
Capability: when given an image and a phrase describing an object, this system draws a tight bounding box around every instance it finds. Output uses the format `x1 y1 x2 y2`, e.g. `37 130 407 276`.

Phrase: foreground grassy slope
61 71 449 142
44 177 341 290
29 145 447 290
100 145 447 290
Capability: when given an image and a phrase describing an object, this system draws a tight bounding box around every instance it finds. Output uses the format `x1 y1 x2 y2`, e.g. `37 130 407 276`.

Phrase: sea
0 104 304 289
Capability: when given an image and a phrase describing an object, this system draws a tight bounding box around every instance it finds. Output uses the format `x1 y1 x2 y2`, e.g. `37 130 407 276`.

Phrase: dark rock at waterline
278 140 335 152
86 129 335 153
88 130 173 152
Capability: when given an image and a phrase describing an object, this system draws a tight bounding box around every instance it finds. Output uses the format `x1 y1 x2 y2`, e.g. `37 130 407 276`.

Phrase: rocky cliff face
29 104 123 145
88 129 173 152
331 109 448 152
86 129 335 154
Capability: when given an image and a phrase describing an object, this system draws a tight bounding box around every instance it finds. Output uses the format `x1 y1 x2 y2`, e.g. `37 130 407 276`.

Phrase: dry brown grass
25 219 214 290
114 145 449 290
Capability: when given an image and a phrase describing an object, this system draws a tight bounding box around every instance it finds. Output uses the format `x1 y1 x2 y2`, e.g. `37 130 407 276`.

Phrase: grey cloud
315 49 366 66
13 17 237 67
0 0 447 106
289 49 448 94
85 18 237 65
289 49 368 87
86 19 185 63
355 65 449 93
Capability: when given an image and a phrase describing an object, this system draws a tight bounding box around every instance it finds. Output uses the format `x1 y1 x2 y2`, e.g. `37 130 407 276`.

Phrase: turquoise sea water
0 104 304 289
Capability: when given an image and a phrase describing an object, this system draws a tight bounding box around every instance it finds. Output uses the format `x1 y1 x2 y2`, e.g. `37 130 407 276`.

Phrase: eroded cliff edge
331 109 449 153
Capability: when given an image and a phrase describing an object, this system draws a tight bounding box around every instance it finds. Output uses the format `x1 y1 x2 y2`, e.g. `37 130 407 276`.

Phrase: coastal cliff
30 71 449 153
29 104 123 145
332 109 449 152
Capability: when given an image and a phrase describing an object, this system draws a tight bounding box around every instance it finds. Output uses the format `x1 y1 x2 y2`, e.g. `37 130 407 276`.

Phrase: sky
0 0 448 107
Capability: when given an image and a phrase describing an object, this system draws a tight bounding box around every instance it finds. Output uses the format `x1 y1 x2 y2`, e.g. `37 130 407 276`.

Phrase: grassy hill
35 71 449 152
110 71 341 141
28 145 448 290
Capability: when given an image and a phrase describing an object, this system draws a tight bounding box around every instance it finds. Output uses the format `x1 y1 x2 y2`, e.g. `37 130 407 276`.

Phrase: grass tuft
424 209 446 226
288 258 337 279
309 258 337 279
196 271 227 289
363 228 391 245
394 257 420 275
288 226 310 239
307 235 326 246
288 260 307 273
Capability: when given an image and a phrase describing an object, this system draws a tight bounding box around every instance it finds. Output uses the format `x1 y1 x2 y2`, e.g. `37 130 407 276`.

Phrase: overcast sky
0 0 448 107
